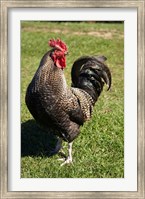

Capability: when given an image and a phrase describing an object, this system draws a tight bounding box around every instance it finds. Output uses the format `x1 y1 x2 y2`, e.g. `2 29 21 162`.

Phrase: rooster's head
49 39 68 69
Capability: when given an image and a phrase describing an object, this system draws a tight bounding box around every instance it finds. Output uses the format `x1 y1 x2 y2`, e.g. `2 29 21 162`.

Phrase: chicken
25 39 112 166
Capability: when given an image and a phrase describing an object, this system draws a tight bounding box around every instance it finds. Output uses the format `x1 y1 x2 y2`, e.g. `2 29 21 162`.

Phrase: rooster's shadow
21 119 59 157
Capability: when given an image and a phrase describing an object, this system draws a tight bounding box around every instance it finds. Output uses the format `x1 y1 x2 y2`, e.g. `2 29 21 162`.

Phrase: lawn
21 21 124 178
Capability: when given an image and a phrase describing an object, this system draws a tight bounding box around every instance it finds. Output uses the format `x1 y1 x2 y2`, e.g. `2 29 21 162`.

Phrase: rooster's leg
60 142 73 166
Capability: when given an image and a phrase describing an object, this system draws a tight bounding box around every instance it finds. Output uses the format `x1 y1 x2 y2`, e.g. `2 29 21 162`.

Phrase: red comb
49 39 67 52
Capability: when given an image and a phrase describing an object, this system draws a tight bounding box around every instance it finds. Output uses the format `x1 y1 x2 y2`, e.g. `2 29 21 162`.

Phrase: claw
58 157 66 162
60 157 73 166
60 142 73 166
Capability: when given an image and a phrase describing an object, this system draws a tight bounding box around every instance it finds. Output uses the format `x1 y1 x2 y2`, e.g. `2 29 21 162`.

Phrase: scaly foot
60 157 73 166
59 142 73 166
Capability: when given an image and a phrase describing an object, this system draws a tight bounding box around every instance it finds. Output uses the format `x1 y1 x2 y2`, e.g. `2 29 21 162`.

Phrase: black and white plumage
25 39 111 165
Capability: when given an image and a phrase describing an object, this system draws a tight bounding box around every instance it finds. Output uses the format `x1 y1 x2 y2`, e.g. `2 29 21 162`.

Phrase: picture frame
0 0 144 198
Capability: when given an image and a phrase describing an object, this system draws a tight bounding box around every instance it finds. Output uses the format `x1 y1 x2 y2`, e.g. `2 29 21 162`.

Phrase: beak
65 51 69 55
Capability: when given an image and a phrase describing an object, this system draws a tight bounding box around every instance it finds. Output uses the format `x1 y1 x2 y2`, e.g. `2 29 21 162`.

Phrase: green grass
21 21 124 178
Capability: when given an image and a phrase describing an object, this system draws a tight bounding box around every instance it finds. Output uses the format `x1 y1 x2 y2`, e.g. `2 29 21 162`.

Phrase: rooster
25 39 111 166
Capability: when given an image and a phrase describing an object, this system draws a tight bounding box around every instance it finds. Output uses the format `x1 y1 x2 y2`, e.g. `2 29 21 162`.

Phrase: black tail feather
71 56 111 102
